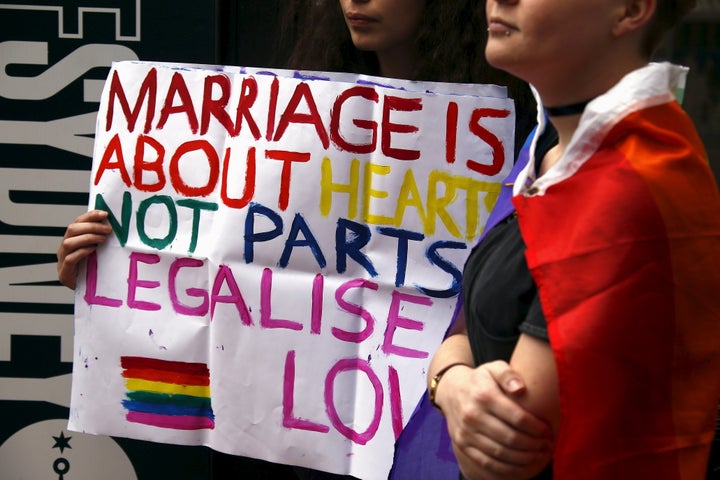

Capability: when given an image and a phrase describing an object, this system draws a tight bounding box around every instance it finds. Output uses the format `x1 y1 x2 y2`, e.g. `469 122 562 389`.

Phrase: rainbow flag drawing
120 356 215 430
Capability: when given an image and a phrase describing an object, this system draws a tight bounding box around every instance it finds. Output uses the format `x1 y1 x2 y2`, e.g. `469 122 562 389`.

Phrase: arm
57 210 112 289
429 310 554 480
509 333 560 433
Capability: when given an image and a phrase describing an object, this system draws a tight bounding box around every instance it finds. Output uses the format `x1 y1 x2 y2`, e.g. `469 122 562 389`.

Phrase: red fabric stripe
513 102 720 479
120 356 209 376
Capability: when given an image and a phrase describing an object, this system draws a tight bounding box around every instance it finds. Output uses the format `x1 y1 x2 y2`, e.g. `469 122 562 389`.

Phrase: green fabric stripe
126 390 212 408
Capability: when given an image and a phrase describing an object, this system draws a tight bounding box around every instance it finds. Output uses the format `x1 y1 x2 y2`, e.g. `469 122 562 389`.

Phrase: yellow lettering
427 171 460 238
427 172 501 240
319 156 502 240
393 169 426 227
320 156 360 218
362 163 394 225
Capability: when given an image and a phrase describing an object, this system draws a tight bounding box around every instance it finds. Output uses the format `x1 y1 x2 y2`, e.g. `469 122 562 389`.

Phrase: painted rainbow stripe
120 356 215 430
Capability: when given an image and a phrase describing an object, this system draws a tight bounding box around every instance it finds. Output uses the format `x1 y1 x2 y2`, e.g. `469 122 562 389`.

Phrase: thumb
485 360 526 395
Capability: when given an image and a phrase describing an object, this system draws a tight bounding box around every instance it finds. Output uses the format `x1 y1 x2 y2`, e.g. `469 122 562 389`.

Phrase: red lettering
157 72 199 134
265 150 311 211
274 82 330 149
330 86 379 154
94 133 132 187
266 76 280 141
381 95 422 160
169 140 219 197
200 74 234 136
221 146 256 209
235 76 262 140
106 67 157 134
446 101 458 164
133 134 166 192
466 108 510 176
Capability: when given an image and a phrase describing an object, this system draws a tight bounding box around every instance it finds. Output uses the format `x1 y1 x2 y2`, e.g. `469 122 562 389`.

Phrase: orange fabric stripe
121 367 210 387
611 103 720 479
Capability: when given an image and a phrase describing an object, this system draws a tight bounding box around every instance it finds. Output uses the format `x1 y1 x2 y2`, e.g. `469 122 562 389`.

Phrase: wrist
428 362 470 413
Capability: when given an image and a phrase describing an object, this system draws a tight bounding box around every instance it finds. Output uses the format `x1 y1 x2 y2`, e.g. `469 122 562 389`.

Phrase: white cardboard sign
69 61 514 480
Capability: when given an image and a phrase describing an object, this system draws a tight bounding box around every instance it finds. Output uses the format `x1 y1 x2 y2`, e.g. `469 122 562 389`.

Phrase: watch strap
428 362 469 412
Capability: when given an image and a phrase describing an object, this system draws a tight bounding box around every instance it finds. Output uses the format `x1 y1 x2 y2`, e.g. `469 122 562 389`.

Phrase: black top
459 124 558 480
463 213 546 365
463 124 558 366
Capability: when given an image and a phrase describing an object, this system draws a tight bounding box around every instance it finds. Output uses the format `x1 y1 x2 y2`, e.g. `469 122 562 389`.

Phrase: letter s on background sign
0 41 138 101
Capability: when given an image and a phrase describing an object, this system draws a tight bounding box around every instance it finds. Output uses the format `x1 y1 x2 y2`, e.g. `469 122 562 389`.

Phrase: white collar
514 62 689 197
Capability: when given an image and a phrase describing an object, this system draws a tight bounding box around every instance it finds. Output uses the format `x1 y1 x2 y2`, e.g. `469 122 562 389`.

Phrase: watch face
429 374 442 408
430 378 438 397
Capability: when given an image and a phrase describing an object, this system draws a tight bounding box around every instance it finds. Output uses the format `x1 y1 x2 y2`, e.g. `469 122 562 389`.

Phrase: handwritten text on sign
68 61 514 480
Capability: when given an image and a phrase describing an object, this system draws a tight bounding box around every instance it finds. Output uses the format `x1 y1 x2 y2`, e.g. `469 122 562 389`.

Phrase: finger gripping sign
68 61 514 480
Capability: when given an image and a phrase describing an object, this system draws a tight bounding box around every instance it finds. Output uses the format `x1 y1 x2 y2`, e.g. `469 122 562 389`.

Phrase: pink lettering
382 290 431 358
282 350 330 433
324 358 383 445
127 252 161 311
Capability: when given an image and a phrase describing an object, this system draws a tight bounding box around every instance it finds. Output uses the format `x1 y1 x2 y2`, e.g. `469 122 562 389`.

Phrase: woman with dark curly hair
281 0 536 157
280 2 544 479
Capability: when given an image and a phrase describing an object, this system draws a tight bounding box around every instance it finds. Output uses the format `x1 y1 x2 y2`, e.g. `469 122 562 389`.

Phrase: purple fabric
389 130 536 479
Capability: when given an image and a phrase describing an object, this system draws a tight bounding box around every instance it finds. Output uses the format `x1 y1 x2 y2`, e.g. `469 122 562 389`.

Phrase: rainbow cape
513 63 720 478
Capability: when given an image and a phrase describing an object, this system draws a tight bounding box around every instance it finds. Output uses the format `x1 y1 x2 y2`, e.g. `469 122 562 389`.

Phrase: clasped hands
434 360 554 480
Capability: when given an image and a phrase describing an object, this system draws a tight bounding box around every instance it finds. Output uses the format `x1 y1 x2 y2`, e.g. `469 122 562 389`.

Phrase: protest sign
68 61 514 479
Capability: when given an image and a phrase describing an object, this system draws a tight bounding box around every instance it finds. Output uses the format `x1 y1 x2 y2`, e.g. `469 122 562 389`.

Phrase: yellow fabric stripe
126 378 210 398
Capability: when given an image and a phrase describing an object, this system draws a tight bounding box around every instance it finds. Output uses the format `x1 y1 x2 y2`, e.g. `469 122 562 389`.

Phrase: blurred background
659 0 720 180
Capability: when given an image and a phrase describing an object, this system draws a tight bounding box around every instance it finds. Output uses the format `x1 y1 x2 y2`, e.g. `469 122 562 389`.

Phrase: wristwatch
428 362 469 412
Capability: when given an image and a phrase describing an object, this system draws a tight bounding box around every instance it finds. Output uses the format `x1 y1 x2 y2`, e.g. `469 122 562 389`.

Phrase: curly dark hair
278 0 536 155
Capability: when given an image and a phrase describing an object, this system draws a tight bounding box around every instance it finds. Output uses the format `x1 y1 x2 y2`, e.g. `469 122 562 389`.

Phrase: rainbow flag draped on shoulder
513 63 720 478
